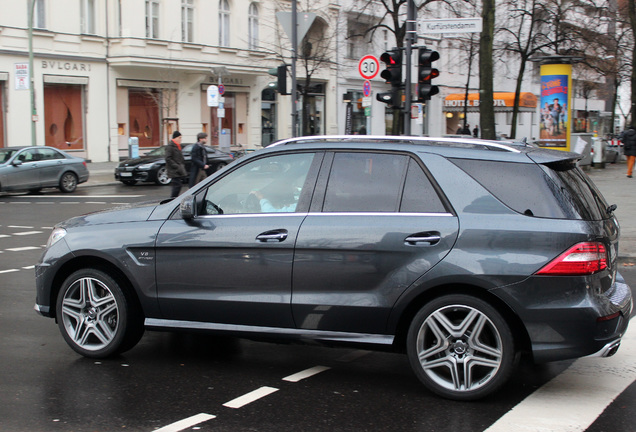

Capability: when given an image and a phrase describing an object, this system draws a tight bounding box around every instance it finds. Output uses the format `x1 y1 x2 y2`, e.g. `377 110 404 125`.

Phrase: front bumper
115 168 155 183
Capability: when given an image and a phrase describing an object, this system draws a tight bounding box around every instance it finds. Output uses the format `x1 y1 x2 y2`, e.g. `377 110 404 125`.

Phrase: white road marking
0 269 19 274
8 225 33 229
22 265 35 270
12 231 42 236
60 202 80 204
35 202 56 205
283 366 331 382
484 325 636 432
0 234 9 238
9 202 30 204
223 386 279 409
5 246 41 252
153 413 216 432
85 201 107 204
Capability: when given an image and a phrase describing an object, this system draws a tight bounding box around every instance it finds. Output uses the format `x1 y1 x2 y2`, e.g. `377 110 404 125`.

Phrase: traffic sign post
358 55 380 80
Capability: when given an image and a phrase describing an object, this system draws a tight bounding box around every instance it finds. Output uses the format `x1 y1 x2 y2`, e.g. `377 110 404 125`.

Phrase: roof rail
268 135 521 153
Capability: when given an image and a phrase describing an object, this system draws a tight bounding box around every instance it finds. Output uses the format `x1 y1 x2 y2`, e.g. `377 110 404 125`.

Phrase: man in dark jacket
189 132 209 188
620 126 636 177
165 131 187 197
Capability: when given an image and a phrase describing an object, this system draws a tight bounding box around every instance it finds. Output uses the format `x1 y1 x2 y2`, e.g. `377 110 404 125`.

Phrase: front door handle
256 229 289 242
405 232 441 246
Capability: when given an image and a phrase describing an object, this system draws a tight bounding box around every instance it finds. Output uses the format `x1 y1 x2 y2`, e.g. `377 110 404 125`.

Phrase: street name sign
420 18 483 34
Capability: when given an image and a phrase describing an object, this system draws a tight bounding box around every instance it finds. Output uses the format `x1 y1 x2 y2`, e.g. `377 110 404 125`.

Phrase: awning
444 92 538 112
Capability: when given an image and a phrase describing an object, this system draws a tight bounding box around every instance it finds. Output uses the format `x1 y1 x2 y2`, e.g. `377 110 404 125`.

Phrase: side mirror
11 159 22 166
180 195 196 220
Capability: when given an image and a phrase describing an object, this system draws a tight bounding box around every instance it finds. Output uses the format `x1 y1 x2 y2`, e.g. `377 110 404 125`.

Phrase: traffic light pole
291 0 299 137
404 0 416 136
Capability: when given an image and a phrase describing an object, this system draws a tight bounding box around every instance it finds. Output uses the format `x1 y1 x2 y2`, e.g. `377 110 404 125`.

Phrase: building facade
0 0 340 162
0 0 619 162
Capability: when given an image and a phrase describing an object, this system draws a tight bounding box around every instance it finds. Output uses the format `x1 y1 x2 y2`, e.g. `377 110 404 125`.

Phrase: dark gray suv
35 136 632 400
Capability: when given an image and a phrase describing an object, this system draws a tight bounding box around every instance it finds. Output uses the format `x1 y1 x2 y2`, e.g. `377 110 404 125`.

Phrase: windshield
146 147 166 157
0 148 19 164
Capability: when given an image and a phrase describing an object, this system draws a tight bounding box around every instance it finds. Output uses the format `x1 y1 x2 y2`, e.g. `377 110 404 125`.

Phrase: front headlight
138 162 157 170
46 227 67 248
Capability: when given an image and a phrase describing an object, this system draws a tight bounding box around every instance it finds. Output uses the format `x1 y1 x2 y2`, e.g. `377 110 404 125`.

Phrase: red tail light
537 242 607 275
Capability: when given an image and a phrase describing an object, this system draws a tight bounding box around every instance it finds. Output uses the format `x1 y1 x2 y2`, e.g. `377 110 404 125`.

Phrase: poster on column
539 63 571 149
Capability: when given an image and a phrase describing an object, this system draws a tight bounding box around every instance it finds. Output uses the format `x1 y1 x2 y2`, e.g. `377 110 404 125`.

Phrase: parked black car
114 144 234 185
0 146 89 193
36 136 632 400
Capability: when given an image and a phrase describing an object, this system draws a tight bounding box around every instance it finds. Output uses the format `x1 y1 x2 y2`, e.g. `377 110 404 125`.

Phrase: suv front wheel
406 294 515 400
56 268 144 358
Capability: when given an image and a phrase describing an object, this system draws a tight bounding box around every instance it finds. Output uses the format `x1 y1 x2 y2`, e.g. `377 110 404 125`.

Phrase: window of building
129 89 160 148
81 0 96 34
248 3 259 49
43 84 85 150
32 0 46 29
182 0 194 42
146 0 160 39
0 82 5 148
383 30 388 51
219 0 230 47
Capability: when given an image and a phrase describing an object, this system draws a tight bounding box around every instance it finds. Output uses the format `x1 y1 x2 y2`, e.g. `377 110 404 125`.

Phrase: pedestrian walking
472 125 479 138
189 132 209 188
165 131 187 197
620 125 636 178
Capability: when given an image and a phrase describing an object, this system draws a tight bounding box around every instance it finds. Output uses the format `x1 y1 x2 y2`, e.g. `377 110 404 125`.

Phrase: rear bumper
494 271 632 362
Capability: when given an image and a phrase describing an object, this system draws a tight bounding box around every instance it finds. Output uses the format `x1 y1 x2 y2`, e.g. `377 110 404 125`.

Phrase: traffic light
417 48 440 102
377 49 402 108
379 49 402 86
267 64 288 95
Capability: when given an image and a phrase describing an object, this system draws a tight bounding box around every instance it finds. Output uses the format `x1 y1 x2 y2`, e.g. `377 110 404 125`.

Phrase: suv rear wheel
56 268 144 358
406 294 515 400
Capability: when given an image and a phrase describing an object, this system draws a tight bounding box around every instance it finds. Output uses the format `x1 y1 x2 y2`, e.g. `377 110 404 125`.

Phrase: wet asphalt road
0 183 634 432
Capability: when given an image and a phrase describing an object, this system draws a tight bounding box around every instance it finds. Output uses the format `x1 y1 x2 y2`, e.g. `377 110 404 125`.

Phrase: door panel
292 213 458 334
156 215 304 327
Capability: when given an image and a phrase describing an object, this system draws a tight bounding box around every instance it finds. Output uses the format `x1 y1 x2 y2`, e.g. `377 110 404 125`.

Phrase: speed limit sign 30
358 55 379 80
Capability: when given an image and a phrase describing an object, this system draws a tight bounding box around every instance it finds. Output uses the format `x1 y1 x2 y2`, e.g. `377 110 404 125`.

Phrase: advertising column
539 63 572 149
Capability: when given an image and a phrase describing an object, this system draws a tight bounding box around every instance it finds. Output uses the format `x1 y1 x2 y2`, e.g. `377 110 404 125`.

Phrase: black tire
122 180 137 186
406 294 516 401
59 172 78 193
155 166 171 185
55 268 144 358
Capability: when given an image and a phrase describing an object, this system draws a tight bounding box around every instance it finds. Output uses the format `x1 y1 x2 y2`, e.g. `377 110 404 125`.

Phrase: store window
129 89 160 148
219 0 230 47
0 81 5 148
43 84 84 150
298 83 325 136
248 3 259 49
210 92 234 147
261 88 277 147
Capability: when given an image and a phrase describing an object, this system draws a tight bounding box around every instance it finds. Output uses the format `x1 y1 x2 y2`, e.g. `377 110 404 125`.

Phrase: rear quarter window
450 158 609 220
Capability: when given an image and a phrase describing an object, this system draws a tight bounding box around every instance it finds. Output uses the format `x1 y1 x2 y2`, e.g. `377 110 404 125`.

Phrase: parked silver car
0 146 89 193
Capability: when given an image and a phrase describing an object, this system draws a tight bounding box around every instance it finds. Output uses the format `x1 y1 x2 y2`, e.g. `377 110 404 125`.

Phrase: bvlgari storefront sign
42 61 92 72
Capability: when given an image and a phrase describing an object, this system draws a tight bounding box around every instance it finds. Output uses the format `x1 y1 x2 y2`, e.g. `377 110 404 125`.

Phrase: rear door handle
256 229 289 242
405 232 441 246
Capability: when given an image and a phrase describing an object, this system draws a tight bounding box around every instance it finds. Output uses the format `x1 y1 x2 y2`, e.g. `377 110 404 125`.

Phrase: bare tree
627 0 636 126
480 0 496 140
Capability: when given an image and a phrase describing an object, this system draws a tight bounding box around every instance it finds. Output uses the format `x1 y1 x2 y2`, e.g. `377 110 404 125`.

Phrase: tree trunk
510 58 526 140
479 0 496 140
629 0 636 127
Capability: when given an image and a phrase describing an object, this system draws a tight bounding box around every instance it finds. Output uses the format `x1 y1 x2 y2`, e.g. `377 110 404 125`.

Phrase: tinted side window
400 159 446 213
451 158 573 219
202 152 315 215
38 148 64 160
323 153 407 212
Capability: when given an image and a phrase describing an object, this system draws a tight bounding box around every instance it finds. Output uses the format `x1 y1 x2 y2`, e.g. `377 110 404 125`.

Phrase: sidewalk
82 159 636 259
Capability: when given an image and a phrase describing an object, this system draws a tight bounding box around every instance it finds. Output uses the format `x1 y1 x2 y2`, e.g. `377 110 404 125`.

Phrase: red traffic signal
379 50 402 87
417 48 440 102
